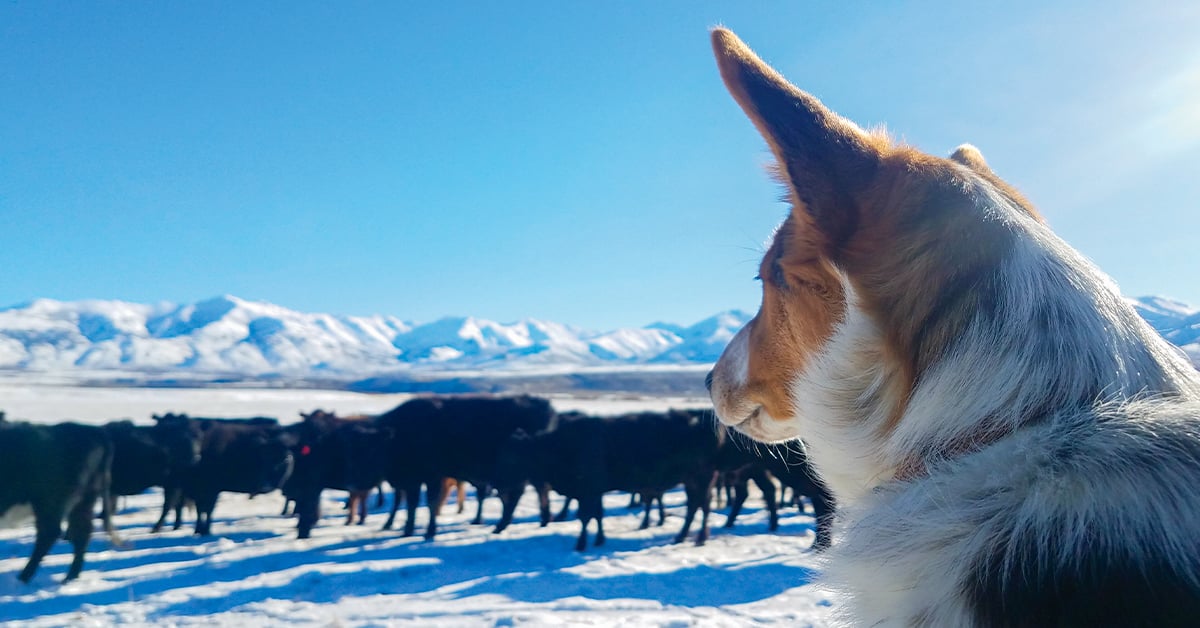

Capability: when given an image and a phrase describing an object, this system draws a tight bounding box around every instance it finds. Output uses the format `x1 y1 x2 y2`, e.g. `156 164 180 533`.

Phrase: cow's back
437 395 555 478
190 422 292 496
602 411 720 492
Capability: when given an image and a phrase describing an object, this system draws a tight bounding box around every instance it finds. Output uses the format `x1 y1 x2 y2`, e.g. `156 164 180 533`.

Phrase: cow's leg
752 471 779 532
626 493 639 509
576 494 605 548
555 497 573 522
692 472 717 546
639 495 653 530
382 486 401 530
401 482 421 537
296 491 320 539
345 492 357 526
471 483 486 525
593 499 606 548
355 490 368 524
455 480 466 514
674 495 698 544
677 474 716 545
153 486 182 533
537 483 551 527
424 478 443 540
537 487 549 525
63 494 98 582
193 492 218 536
696 492 712 545
281 498 292 516
19 505 63 584
575 517 589 552
725 476 749 528
434 479 450 517
494 484 523 533
574 496 596 552
172 496 188 531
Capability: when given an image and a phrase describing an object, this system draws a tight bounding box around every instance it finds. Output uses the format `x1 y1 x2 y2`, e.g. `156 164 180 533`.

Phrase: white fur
712 168 1200 625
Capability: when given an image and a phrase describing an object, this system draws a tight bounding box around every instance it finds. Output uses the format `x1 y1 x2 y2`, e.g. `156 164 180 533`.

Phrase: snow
0 388 833 626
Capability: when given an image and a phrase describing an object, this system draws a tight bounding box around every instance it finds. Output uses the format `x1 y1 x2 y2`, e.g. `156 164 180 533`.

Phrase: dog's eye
771 261 787 287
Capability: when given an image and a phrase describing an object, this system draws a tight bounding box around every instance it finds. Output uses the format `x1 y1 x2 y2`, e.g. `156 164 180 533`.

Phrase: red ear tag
301 445 312 456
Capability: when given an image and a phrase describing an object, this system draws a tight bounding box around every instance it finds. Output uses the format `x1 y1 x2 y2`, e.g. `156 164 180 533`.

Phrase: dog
705 28 1200 626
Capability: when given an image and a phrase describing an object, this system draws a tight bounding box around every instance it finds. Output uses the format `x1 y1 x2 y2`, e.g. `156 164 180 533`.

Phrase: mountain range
0 295 1195 386
0 296 748 382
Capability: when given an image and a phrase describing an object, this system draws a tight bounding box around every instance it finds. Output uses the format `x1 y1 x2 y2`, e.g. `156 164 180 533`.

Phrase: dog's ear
949 143 1045 223
711 28 882 251
949 144 992 174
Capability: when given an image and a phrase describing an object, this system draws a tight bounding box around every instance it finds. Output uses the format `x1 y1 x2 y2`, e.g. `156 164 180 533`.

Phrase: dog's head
706 29 1044 445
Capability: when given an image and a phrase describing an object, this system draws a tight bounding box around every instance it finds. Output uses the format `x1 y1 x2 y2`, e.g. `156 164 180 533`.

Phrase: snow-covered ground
0 387 833 626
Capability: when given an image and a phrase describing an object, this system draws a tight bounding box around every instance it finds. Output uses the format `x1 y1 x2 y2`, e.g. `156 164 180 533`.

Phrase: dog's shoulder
965 400 1200 626
828 399 1200 626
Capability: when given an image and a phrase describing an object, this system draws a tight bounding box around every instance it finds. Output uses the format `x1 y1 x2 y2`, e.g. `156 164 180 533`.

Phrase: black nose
704 370 714 392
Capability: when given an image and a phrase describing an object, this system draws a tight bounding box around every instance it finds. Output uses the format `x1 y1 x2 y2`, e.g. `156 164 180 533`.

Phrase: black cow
103 419 203 510
502 409 722 551
282 410 390 539
719 428 834 549
762 450 834 550
375 394 557 540
0 421 121 583
150 414 293 536
713 429 782 532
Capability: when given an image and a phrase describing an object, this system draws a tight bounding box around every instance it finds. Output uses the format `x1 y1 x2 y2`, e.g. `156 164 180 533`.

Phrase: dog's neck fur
794 171 1200 504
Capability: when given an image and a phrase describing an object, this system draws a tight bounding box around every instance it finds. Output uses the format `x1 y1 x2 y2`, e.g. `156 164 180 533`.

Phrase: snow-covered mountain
0 295 1194 382
1127 296 1200 367
0 296 750 379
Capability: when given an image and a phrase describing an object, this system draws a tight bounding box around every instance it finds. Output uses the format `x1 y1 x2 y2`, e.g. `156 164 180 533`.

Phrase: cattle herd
0 396 832 585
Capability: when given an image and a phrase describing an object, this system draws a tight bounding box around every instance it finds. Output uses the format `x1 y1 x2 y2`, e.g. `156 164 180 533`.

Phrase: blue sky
2 2 1197 329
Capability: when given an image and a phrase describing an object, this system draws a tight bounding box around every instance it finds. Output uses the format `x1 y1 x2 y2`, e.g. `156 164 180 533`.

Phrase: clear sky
2 1 1198 329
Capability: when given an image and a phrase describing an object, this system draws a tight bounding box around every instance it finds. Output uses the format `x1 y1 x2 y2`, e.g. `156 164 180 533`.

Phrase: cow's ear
711 28 882 252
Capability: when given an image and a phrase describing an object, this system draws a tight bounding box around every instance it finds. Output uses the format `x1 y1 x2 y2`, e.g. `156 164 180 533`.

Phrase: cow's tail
99 439 125 547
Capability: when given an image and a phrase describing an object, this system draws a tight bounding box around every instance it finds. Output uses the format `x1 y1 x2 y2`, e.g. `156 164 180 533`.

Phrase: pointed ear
711 28 882 249
949 143 992 174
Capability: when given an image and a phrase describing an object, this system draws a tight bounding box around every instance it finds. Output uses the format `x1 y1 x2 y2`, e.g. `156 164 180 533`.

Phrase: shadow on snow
0 491 820 621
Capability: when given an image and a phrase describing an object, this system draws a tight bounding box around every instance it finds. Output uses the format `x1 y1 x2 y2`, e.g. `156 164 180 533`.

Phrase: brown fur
345 489 371 525
436 477 466 516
